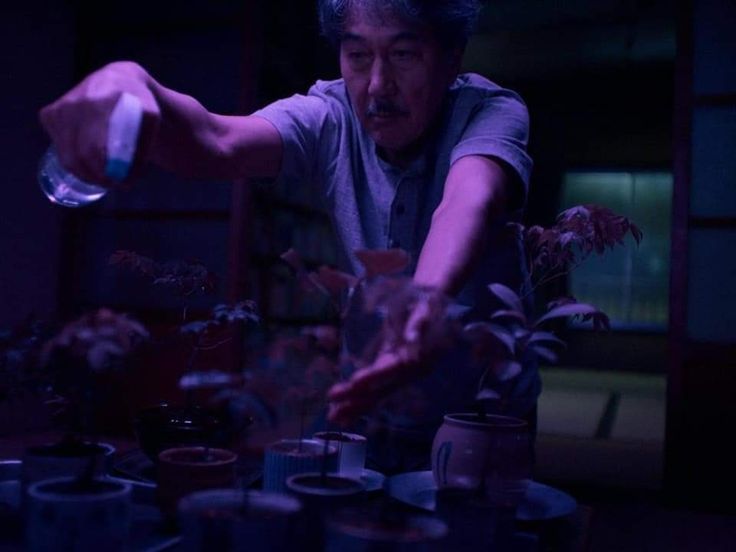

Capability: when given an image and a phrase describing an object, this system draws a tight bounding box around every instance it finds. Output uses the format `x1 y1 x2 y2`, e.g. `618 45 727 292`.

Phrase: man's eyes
346 51 372 68
391 49 420 61
344 48 421 69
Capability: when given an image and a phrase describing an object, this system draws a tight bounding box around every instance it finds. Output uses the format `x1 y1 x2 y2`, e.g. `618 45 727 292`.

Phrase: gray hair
317 0 482 50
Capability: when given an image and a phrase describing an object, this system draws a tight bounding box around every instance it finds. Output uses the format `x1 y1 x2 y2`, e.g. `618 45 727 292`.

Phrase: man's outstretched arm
39 61 283 186
413 154 509 295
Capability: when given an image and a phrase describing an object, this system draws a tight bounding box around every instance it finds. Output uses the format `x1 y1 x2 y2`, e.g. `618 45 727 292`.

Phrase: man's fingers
327 397 375 426
404 298 432 343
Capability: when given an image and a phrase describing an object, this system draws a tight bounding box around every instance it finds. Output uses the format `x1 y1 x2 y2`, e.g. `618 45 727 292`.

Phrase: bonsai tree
109 250 261 459
40 308 149 448
110 250 259 391
26 308 149 488
465 204 643 407
280 248 457 458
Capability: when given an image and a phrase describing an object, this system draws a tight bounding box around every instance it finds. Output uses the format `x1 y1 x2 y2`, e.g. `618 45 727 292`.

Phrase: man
40 0 538 457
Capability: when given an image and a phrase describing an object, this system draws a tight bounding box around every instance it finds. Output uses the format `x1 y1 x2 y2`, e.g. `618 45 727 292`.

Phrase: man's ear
446 47 464 83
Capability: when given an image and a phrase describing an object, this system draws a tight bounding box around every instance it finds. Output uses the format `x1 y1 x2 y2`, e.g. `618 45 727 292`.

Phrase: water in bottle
38 147 108 207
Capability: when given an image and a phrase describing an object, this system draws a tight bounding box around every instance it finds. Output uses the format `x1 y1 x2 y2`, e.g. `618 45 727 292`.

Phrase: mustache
366 101 409 117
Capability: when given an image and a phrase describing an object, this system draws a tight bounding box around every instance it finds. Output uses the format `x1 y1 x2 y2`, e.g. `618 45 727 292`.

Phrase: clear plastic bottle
38 92 143 208
38 147 108 207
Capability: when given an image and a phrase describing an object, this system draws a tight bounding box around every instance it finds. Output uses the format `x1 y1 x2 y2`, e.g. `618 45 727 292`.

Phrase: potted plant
431 204 643 505
22 308 148 491
285 470 365 552
240 330 341 493
21 307 148 551
280 248 452 464
109 250 259 461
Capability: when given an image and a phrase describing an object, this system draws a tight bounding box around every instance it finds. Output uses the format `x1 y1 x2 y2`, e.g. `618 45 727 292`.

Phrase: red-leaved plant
110 250 259 383
281 248 454 424
39 308 149 485
466 204 642 400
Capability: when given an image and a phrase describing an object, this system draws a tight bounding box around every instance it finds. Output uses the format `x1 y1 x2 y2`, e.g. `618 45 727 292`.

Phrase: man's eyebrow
341 31 423 44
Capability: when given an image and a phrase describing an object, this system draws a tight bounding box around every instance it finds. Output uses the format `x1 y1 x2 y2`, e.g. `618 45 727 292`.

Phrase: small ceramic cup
263 439 338 493
313 432 367 478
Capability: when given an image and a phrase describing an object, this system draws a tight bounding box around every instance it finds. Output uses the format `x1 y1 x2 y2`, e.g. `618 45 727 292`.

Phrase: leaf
179 321 210 335
494 360 522 381
528 331 566 348
535 302 601 325
356 249 410 278
489 309 528 325
531 345 558 363
630 223 644 245
179 370 239 390
314 266 358 295
488 283 524 313
476 387 500 401
584 311 611 332
463 322 516 355
280 248 305 273
212 301 260 324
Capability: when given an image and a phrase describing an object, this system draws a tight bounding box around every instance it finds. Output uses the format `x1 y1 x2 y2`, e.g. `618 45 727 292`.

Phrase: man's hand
39 61 161 188
327 286 447 425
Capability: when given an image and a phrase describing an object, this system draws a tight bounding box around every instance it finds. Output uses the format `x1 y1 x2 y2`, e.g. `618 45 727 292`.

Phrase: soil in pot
156 446 237 521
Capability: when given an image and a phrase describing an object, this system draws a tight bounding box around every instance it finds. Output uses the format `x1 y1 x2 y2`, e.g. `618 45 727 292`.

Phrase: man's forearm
413 155 509 296
148 80 282 181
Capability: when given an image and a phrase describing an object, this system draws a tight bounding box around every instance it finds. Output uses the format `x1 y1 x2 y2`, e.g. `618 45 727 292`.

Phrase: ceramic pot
313 431 367 477
325 507 447 552
133 403 236 463
156 446 237 519
25 476 132 552
177 489 302 552
431 413 531 508
262 438 338 493
21 440 115 503
286 472 365 552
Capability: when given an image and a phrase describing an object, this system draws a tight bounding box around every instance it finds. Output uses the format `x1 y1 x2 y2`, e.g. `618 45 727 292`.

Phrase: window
561 171 673 331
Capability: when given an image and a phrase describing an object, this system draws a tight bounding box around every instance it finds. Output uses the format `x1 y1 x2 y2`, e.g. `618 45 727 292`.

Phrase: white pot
177 489 301 552
25 476 132 552
263 439 338 493
431 413 531 508
313 431 367 477
21 441 115 505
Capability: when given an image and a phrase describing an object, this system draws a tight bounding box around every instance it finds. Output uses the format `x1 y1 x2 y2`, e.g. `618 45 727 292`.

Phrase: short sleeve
450 87 532 205
252 86 337 186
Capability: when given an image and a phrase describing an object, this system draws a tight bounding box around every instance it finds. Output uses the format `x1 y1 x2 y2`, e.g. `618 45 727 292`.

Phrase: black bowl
133 403 238 463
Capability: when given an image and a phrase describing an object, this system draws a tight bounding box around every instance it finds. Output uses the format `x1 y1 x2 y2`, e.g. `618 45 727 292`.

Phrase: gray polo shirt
254 73 539 426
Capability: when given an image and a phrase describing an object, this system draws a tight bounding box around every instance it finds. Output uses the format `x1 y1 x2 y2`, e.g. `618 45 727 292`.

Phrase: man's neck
378 139 426 169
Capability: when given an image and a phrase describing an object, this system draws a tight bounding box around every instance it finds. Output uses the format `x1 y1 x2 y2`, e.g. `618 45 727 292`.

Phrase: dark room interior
2 1 736 550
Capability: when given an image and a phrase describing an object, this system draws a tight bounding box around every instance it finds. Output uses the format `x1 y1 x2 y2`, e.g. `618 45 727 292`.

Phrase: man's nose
367 57 397 97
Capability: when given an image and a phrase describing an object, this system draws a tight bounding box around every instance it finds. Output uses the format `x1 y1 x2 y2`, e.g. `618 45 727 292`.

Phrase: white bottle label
105 92 144 182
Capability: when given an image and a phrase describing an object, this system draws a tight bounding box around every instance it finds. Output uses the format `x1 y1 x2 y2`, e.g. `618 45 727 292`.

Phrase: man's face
339 8 460 163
